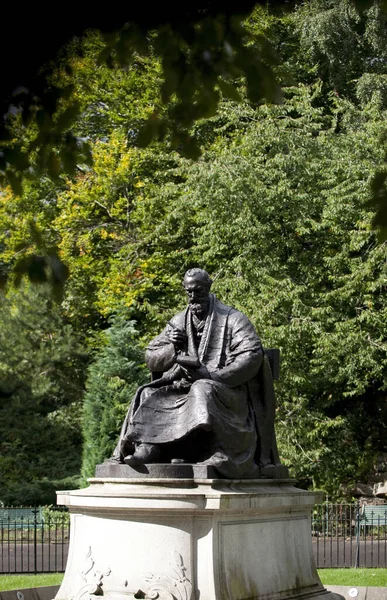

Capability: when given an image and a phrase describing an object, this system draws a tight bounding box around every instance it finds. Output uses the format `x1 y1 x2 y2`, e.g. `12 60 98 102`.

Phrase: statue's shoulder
214 297 250 324
168 308 187 330
214 299 259 342
213 297 231 313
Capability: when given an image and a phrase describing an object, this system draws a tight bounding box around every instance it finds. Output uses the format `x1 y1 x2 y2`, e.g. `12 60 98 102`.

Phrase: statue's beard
189 300 209 319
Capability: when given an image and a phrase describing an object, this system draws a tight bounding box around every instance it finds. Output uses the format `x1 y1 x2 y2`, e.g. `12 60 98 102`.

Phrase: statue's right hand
168 328 187 349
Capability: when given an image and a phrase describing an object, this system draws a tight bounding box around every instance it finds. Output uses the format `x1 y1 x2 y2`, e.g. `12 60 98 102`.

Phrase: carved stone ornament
72 547 111 600
135 551 192 600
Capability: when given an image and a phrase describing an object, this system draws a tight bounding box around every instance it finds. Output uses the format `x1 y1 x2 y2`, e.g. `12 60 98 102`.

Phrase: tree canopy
1 1 387 243
0 284 86 504
1 1 387 500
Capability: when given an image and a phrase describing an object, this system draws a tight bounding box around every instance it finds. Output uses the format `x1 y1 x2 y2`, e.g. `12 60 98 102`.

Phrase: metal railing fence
0 507 70 574
2 502 387 573
312 501 387 568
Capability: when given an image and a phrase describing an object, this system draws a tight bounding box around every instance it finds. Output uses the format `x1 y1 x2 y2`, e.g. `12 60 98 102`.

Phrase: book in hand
176 353 201 368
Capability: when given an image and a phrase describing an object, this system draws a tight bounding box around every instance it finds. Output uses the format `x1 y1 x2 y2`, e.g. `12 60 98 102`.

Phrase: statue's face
183 275 210 317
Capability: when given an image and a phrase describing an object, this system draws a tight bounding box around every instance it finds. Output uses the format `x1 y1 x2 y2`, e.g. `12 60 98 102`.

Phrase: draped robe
113 295 278 478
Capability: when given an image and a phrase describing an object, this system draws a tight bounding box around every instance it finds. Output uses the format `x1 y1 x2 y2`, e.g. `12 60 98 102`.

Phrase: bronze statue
112 268 281 478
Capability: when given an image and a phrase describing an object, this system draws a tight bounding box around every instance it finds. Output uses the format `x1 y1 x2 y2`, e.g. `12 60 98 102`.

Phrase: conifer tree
81 312 147 481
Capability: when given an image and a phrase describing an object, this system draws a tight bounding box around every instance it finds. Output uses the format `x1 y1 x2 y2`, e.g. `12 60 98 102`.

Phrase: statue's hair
183 268 213 287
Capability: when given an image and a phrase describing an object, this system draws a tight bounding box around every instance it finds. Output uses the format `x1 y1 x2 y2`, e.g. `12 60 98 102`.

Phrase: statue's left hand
180 363 211 381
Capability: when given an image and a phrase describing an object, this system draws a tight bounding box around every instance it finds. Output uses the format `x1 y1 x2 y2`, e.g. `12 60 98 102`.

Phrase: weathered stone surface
373 480 387 496
94 461 218 480
0 586 59 600
55 478 343 600
94 460 289 480
352 483 374 497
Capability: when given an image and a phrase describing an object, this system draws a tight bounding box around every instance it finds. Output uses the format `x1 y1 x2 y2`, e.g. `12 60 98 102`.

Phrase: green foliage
292 0 387 236
0 283 87 505
41 505 70 526
97 85 386 496
52 32 162 142
188 90 387 496
2 477 81 507
296 0 387 98
2 1 387 294
0 4 387 498
0 4 279 194
81 312 147 482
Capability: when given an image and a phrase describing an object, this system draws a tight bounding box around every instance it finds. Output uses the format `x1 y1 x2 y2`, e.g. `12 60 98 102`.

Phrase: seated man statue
111 268 281 479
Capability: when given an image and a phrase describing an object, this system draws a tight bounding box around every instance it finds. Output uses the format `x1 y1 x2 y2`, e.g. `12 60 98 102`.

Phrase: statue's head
182 268 212 318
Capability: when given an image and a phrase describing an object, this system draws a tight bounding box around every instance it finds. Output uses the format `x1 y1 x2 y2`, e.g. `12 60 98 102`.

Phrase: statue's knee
191 379 212 393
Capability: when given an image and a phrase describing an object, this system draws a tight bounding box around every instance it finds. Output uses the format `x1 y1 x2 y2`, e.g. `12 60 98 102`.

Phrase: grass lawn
0 573 63 592
1 570 387 592
318 568 387 587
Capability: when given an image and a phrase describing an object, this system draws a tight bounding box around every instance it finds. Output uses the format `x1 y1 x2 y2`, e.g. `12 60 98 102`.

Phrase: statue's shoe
124 443 160 466
197 453 223 467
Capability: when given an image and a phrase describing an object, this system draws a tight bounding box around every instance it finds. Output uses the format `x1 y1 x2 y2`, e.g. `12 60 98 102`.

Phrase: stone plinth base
94 461 290 480
55 478 343 600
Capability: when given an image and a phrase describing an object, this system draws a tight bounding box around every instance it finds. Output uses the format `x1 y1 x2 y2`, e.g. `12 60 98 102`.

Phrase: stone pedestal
55 475 343 600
